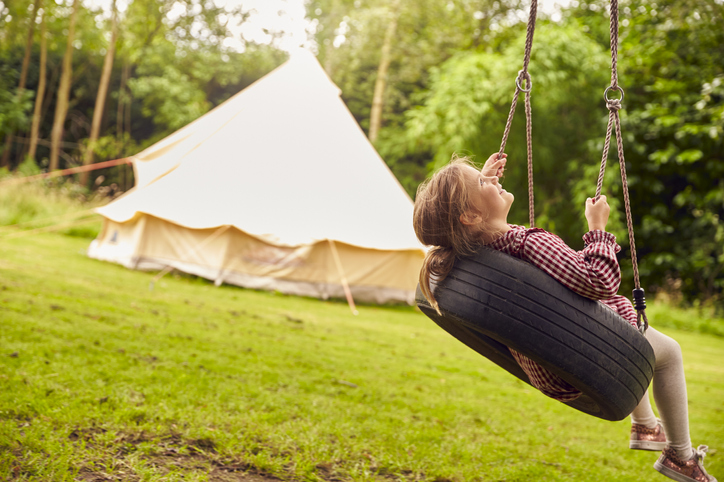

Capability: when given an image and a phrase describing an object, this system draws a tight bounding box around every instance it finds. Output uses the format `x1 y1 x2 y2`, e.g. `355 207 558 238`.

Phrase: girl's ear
460 211 482 226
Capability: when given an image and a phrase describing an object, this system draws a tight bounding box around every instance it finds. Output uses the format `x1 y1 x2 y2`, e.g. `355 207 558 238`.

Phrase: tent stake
328 239 359 315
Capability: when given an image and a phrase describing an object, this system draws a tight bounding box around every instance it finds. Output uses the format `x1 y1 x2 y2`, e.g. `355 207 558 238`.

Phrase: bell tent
88 49 425 304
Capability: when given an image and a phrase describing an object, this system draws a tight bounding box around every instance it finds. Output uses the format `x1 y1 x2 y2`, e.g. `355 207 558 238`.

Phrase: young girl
413 154 716 482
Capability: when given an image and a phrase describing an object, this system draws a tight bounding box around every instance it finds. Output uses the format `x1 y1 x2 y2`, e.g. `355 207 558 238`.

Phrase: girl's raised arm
522 229 622 300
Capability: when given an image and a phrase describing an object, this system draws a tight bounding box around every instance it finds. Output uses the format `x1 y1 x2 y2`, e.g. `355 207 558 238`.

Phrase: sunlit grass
0 233 722 481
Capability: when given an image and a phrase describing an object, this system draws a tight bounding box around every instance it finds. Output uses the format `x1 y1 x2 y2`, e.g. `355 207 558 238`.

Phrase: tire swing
415 0 655 422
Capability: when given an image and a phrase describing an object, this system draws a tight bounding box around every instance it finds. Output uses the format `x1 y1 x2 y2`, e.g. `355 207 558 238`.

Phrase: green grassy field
1 231 722 482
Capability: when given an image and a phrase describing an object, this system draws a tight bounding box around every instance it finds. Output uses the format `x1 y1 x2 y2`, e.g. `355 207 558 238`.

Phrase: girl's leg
630 388 658 428
645 327 693 460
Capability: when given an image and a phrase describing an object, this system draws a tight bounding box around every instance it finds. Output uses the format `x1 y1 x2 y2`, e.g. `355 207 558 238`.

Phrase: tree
80 0 118 186
518 0 724 307
368 0 401 143
27 5 47 162
402 23 611 242
307 0 522 196
49 0 79 171
309 0 521 130
0 0 286 187
615 0 724 307
0 0 40 168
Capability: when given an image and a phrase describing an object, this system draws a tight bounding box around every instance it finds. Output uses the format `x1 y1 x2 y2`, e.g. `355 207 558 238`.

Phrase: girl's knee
652 331 683 367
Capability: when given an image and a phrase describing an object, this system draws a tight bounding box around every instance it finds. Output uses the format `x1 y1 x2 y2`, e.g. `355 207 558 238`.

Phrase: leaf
675 149 704 164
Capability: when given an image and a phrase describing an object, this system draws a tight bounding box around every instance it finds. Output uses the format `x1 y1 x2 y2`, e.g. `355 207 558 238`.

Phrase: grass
0 232 723 482
0 171 106 240
647 302 724 338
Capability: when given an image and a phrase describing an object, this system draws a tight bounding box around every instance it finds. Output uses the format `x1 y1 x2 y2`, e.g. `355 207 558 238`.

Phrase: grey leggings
630 327 693 458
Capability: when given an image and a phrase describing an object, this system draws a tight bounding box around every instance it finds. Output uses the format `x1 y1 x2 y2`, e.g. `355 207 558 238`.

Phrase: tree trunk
368 0 401 144
124 63 132 136
80 0 118 186
116 62 126 138
28 7 47 162
49 0 79 171
1 0 41 168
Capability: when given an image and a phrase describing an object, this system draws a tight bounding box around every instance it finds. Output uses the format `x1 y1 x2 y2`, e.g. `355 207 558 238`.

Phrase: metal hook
604 85 624 103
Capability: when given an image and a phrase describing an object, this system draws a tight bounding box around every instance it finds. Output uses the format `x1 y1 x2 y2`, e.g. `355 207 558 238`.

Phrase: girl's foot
630 419 667 451
654 445 717 482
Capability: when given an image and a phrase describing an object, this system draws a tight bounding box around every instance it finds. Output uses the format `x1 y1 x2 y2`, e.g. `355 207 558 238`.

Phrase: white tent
88 49 425 304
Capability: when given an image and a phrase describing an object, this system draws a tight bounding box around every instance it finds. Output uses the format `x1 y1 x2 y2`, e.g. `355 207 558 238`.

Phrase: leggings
630 327 693 459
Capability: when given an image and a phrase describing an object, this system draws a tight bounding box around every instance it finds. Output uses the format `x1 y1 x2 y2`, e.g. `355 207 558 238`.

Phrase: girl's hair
413 156 487 314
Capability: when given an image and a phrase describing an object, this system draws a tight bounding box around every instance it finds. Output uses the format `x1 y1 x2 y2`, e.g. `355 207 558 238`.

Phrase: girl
413 154 716 482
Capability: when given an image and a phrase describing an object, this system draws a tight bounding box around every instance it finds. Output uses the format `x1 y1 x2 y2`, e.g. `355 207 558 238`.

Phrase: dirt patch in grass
75 462 281 482
69 429 284 482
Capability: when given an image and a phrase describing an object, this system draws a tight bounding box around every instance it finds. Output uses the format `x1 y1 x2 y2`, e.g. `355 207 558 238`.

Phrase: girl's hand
481 153 507 178
585 196 610 231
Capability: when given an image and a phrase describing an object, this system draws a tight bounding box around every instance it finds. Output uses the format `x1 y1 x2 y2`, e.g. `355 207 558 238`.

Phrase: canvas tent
88 49 425 304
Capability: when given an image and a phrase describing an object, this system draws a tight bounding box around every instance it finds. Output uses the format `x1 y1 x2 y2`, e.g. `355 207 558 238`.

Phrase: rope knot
606 98 622 112
516 70 532 93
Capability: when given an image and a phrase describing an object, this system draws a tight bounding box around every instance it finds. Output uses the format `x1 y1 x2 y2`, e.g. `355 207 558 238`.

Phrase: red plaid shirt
488 225 638 402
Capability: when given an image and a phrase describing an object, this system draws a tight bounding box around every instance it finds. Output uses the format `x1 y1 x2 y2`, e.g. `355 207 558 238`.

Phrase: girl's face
461 165 514 225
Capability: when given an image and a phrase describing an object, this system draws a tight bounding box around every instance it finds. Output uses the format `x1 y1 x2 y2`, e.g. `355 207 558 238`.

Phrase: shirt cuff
582 230 621 253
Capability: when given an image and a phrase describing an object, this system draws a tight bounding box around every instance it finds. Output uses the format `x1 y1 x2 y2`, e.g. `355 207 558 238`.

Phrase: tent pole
149 225 231 290
327 239 359 315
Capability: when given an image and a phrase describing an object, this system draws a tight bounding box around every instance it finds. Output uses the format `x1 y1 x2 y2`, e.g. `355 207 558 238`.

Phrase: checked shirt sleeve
521 229 622 301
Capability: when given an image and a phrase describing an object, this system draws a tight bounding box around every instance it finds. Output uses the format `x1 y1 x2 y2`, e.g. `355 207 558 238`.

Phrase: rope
0 157 132 187
595 0 648 333
525 80 534 228
498 0 537 227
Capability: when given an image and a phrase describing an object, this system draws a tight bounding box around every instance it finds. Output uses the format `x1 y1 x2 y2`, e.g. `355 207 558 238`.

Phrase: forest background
0 0 723 311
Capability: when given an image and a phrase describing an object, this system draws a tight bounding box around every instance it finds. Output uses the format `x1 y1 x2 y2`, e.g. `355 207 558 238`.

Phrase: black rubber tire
416 247 656 421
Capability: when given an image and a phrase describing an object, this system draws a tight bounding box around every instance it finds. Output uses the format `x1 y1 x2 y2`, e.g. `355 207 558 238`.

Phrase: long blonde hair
413 157 488 314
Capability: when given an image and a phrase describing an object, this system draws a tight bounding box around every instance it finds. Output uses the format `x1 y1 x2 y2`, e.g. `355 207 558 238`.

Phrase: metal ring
516 71 532 93
604 85 624 103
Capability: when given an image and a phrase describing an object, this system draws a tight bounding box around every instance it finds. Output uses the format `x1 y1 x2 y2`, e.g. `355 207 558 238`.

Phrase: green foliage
129 65 210 135
379 0 724 309
612 0 724 308
399 23 611 242
310 0 522 137
15 156 41 177
0 0 285 171
0 66 34 137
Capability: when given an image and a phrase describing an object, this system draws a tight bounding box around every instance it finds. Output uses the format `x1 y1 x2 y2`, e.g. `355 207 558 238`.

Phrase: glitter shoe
630 419 667 451
654 445 717 482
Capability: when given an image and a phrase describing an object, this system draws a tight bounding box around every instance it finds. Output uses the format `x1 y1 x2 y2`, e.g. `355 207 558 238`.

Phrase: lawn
1 231 722 481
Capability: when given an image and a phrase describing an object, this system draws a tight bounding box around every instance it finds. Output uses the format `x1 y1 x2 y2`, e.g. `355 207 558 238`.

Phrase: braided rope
525 85 534 227
498 86 520 160
594 109 614 200
498 0 537 227
609 1 619 89
596 0 648 332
